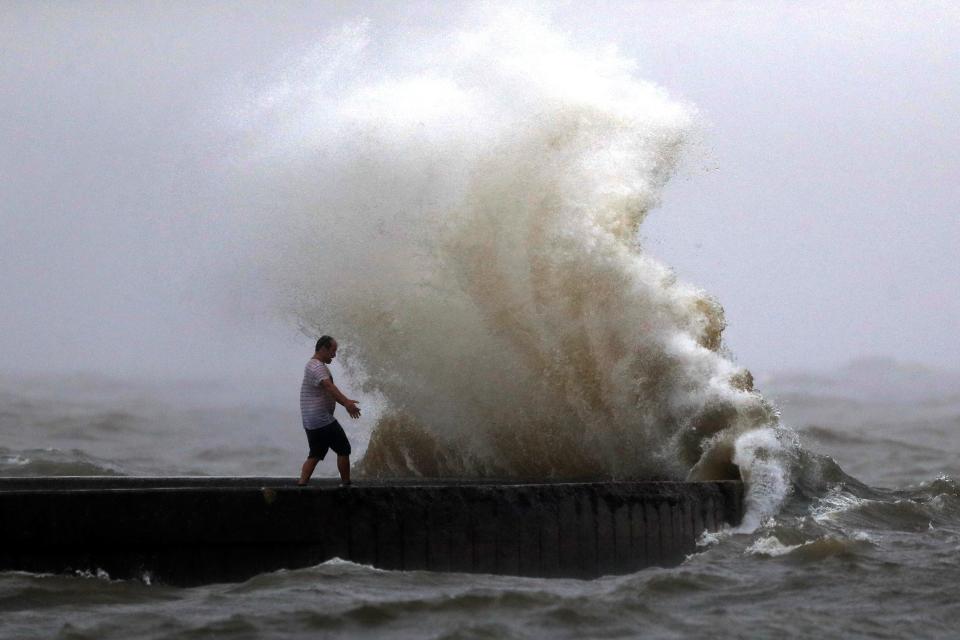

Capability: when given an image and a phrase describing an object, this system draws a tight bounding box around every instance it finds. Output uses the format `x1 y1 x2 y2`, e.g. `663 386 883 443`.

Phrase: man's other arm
320 378 361 419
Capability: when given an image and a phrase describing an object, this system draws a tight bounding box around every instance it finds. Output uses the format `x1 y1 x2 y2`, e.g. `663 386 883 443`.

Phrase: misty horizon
3 2 958 384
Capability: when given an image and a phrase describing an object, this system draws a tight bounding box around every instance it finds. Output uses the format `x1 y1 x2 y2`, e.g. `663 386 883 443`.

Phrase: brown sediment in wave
251 16 789 504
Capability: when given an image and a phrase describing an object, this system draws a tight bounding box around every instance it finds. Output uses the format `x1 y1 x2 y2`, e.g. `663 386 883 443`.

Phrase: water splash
234 11 791 520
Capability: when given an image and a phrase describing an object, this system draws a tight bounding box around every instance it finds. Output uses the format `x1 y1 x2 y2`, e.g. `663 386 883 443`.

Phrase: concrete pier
0 477 743 585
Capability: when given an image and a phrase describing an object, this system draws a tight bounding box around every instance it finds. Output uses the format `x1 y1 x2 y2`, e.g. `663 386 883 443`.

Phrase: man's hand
320 378 362 419
345 400 361 419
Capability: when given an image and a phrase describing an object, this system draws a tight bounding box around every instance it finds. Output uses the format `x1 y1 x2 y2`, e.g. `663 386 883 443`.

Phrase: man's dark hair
316 335 335 351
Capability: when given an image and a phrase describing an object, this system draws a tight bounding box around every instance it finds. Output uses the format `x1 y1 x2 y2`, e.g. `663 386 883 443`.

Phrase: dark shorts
305 420 351 459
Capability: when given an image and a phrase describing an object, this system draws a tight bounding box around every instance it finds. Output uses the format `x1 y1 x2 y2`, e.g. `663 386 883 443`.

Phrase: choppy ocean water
2 361 959 639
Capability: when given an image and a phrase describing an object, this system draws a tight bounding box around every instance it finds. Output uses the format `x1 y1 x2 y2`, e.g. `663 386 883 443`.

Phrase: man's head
315 335 338 364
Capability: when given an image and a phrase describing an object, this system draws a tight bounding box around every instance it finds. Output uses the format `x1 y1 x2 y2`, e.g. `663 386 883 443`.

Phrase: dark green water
2 366 959 639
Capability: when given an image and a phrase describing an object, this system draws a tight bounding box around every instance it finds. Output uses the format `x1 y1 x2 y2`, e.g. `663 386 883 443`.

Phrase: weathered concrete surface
0 477 743 585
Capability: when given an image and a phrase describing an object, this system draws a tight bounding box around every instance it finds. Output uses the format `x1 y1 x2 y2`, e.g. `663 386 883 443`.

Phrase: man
298 335 361 486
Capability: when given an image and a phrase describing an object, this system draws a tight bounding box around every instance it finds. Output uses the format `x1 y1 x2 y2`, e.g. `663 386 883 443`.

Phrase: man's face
319 341 338 364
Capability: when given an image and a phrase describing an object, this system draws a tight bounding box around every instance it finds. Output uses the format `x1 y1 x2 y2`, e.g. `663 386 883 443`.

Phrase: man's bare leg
299 457 320 485
337 455 351 485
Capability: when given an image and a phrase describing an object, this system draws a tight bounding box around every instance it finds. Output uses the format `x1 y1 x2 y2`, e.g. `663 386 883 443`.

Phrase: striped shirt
300 359 337 430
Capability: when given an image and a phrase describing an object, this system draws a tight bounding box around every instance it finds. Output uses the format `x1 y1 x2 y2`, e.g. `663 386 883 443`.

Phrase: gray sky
2 1 958 382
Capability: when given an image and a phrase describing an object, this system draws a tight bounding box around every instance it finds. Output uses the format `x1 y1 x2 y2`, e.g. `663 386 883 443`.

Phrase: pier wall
0 478 743 585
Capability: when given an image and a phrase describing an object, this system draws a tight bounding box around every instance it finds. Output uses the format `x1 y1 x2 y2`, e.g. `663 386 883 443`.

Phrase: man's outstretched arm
320 378 361 418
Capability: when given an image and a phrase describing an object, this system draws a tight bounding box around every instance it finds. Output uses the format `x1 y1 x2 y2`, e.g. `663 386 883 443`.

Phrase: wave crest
238 12 789 504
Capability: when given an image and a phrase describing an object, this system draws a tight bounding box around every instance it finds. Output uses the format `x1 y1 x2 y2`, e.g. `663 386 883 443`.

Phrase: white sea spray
233 11 790 503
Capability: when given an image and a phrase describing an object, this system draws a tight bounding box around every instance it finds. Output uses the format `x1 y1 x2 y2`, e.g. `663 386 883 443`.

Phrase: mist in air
3 2 959 384
4 1 959 508
4 5 960 637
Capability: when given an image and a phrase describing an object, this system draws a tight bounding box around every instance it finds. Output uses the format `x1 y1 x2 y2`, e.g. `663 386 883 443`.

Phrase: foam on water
233 10 791 524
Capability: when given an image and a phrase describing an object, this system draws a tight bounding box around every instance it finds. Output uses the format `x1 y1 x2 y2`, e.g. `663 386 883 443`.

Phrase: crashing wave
235 10 796 526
